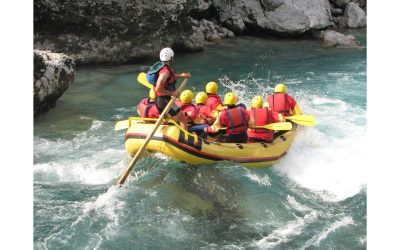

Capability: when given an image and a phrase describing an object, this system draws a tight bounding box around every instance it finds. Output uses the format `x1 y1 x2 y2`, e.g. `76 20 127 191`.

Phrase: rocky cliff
34 50 76 117
34 0 366 65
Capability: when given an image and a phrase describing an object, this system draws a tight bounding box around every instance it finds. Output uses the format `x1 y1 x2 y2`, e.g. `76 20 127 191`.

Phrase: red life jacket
196 104 212 125
154 65 177 97
267 93 291 116
205 93 223 111
180 103 197 123
247 107 274 141
146 105 159 118
137 98 158 118
220 106 248 135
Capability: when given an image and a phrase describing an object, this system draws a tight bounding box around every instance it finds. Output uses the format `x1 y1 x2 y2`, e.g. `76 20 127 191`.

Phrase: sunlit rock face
34 50 75 116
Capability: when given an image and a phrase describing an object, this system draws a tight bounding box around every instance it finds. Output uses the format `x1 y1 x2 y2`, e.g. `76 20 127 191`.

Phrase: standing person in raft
203 92 250 143
150 47 191 130
247 95 284 143
266 83 302 116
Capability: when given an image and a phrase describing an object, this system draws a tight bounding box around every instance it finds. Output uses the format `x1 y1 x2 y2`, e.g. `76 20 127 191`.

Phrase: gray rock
283 0 332 29
214 0 331 34
264 5 310 34
331 8 343 16
329 0 350 7
198 19 235 41
34 50 75 116
322 29 361 47
213 0 247 34
175 18 235 52
343 2 366 28
192 0 213 11
33 0 363 64
175 29 206 52
260 0 285 11
351 0 366 12
311 29 325 39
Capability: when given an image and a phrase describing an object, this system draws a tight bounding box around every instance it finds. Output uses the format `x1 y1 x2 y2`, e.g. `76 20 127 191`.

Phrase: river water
34 32 366 249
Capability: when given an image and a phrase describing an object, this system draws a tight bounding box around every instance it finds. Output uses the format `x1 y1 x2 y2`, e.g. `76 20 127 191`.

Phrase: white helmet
159 47 174 62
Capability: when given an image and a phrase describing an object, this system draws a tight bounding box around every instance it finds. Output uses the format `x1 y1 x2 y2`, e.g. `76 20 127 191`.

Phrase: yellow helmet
149 88 156 100
195 91 208 104
252 95 264 108
274 83 286 93
224 92 238 105
180 90 194 104
206 81 218 94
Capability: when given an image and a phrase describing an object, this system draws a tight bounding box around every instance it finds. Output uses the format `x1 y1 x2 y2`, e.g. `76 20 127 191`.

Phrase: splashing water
34 34 366 249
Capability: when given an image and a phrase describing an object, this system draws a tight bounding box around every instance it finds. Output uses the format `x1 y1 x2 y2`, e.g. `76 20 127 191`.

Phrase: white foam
302 216 354 248
286 195 313 213
256 211 318 249
81 186 126 222
273 87 367 201
39 186 125 249
245 172 271 186
34 120 129 185
34 146 128 185
223 76 367 201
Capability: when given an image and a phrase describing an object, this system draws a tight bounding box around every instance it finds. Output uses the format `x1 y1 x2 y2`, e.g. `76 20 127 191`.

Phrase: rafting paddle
117 78 188 186
115 117 174 131
137 72 153 89
253 122 293 131
285 115 315 126
115 120 130 131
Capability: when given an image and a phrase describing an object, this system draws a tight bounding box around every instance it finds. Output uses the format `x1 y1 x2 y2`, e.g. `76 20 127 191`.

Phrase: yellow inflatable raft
123 119 297 168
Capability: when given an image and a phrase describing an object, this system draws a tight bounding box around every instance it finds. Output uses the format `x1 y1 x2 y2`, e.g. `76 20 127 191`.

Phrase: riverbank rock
322 30 361 48
264 5 310 34
329 0 350 8
34 50 75 117
343 2 366 28
34 0 364 65
214 0 332 34
175 18 235 52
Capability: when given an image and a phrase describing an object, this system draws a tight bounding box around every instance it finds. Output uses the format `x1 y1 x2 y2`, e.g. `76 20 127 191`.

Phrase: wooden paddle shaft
117 79 188 185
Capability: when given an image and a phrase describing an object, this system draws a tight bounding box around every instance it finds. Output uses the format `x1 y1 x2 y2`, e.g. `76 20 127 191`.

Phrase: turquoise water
34 33 366 249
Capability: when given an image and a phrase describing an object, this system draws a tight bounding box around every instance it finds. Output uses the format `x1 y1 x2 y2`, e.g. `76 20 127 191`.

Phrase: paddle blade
115 120 129 131
253 122 292 131
137 72 153 89
265 122 292 131
286 115 315 126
